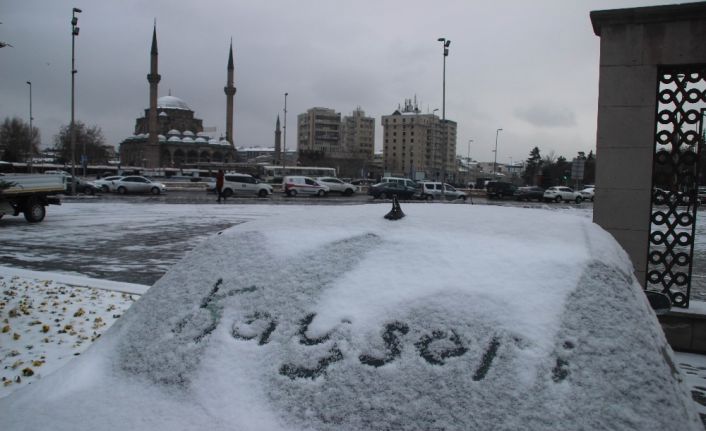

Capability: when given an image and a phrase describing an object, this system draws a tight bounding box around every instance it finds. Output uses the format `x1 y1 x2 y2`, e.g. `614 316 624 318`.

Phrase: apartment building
341 107 375 159
381 99 457 179
297 107 342 154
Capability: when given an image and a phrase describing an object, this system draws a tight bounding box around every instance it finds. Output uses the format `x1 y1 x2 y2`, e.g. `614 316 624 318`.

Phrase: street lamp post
70 7 81 194
493 128 503 178
283 92 288 171
467 138 473 185
26 81 33 173
437 37 450 191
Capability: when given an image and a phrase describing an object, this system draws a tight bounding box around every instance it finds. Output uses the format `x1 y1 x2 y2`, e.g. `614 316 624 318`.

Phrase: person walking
216 169 225 203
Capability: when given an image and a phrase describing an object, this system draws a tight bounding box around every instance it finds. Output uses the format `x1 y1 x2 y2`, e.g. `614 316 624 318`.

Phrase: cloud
514 103 577 128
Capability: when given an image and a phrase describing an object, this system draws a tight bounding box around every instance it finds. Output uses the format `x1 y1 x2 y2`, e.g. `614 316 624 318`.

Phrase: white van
282 176 329 197
378 177 417 188
222 173 273 198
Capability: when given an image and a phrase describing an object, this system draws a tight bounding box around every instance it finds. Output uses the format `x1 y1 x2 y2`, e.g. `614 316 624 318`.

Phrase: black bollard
384 195 405 220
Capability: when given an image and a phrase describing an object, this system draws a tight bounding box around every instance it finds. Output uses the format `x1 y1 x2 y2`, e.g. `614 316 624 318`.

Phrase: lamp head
73 7 82 13
445 40 451 47
437 37 445 42
26 81 31 85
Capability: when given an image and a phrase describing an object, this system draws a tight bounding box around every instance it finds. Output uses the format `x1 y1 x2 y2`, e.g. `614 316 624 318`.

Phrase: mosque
119 26 237 168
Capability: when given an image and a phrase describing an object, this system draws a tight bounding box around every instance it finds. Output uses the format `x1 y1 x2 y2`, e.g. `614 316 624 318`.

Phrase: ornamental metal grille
647 66 705 308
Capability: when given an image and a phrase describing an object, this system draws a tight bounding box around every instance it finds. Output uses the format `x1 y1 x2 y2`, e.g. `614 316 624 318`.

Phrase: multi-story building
297 107 342 154
381 98 457 180
341 107 375 160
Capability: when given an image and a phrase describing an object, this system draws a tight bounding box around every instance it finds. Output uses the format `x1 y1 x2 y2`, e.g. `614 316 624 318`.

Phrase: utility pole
70 7 82 193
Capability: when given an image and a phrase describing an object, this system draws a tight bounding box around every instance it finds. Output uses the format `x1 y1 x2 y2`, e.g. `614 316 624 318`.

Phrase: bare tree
0 117 40 163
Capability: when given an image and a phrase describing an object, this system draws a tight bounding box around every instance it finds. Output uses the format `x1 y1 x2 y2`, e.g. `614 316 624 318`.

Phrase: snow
0 273 139 398
0 204 702 430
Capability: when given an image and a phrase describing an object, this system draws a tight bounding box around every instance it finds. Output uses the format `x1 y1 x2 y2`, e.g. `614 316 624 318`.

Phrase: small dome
197 133 209 138
159 111 168 117
195 137 207 143
209 139 219 145
183 130 195 137
157 95 191 110
167 129 181 136
167 136 182 143
219 138 231 146
158 134 167 141
182 137 194 144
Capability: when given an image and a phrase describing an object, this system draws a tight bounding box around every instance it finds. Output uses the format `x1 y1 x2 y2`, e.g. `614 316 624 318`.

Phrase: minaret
274 115 282 164
146 22 161 167
224 39 236 148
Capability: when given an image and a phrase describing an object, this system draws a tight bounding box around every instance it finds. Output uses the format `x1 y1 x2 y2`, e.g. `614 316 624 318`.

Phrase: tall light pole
283 92 288 171
493 128 503 178
437 37 450 189
26 81 33 173
70 7 81 194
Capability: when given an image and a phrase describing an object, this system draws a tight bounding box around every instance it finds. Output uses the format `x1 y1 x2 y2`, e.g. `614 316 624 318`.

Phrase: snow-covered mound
0 204 701 430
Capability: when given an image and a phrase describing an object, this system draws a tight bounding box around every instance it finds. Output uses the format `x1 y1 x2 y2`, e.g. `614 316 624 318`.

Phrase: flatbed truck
0 174 65 223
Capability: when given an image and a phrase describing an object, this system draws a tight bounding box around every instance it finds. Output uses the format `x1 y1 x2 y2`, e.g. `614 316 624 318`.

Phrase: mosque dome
158 134 167 141
167 136 182 143
167 129 181 137
182 137 194 144
183 130 195 137
195 137 207 143
157 95 191 111
159 111 168 117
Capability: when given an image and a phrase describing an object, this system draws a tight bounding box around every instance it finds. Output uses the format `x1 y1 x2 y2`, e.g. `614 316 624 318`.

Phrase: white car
221 173 272 198
282 176 329 197
111 176 167 195
544 186 583 203
580 186 595 202
418 181 467 201
316 177 357 196
94 176 124 193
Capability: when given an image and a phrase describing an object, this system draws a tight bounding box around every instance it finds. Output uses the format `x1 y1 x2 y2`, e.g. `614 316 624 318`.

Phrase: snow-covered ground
0 203 703 430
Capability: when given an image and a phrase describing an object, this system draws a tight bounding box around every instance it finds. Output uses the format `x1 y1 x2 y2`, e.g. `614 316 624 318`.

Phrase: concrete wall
591 3 706 285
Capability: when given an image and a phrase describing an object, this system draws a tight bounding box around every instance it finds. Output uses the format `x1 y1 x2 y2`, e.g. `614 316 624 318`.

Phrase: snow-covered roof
0 205 700 430
194 137 207 143
182 130 195 137
167 129 181 136
158 134 166 141
181 137 194 144
167 136 182 143
157 95 190 111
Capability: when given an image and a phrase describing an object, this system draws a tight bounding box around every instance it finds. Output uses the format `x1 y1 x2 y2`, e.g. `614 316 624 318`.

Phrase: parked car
376 176 418 189
368 181 418 200
94 176 124 193
544 186 583 203
221 173 273 198
418 181 467 201
514 186 545 202
351 178 375 187
580 186 595 202
486 181 517 199
316 177 357 196
282 176 329 197
64 176 100 195
111 176 167 195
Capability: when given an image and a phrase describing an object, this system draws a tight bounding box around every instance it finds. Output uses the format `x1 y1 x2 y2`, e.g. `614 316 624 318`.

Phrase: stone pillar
591 3 706 286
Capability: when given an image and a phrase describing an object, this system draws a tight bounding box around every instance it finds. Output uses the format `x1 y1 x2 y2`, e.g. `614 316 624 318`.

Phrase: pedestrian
216 169 225 203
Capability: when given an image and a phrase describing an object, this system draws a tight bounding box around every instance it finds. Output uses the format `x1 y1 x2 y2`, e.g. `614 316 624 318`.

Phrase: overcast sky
1 0 676 164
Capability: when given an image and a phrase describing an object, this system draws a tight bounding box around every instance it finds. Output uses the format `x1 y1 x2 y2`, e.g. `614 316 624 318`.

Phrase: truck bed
0 174 66 196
